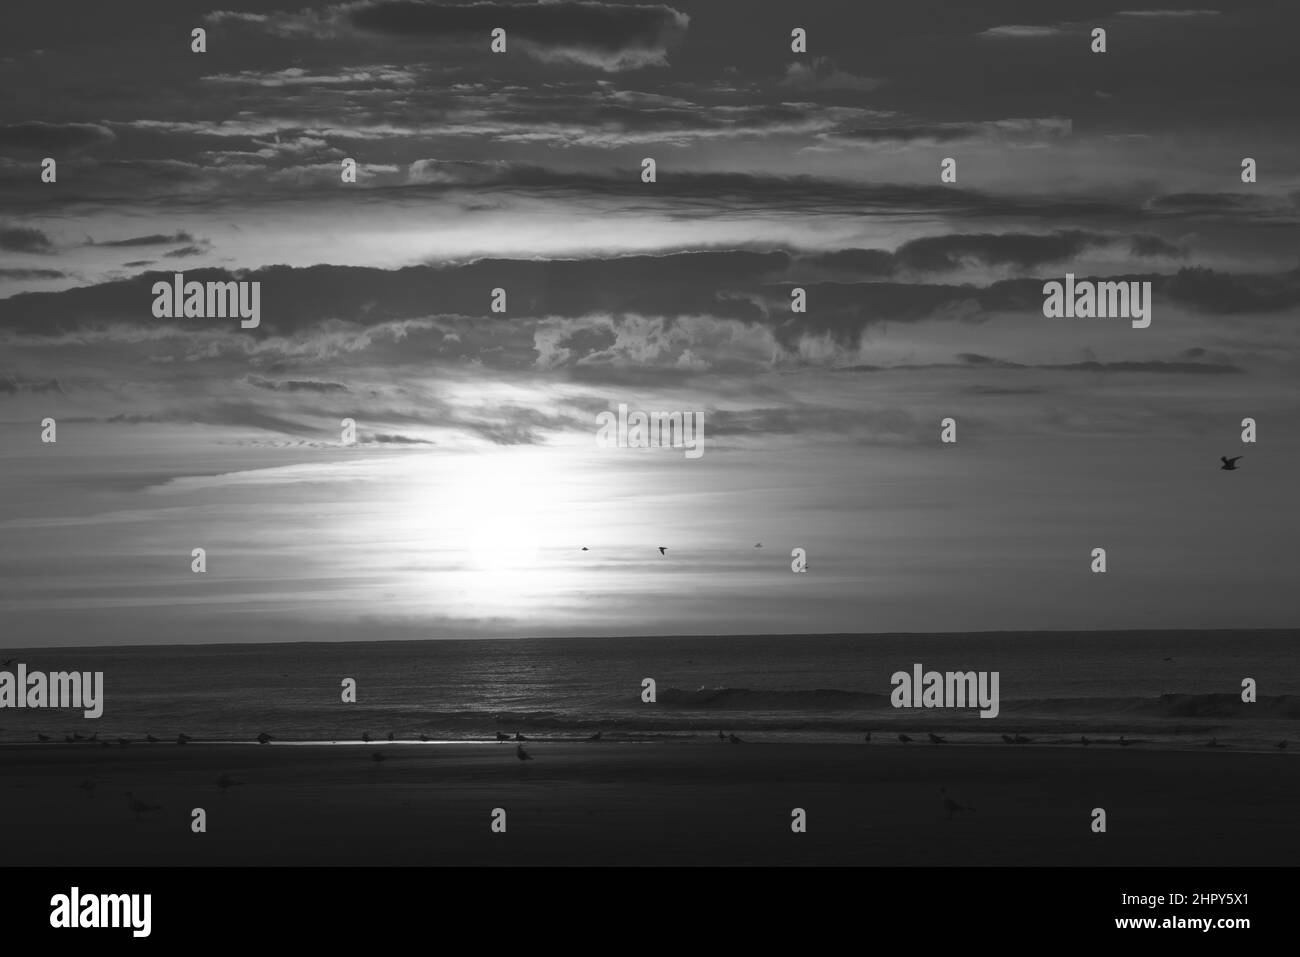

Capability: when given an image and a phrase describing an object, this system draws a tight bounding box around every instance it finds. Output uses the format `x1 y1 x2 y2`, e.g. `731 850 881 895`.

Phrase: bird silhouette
863 732 872 743
419 733 430 742
580 546 588 551
125 792 162 819
0 658 15 668
1013 734 1032 744
495 732 510 743
1119 735 1137 746
928 732 947 744
1162 656 1174 662
658 547 667 556
1220 456 1242 471
370 751 387 765
1000 734 1015 744
146 734 159 743
361 732 371 743
516 744 533 761
257 732 273 744
216 772 244 793
75 780 95 799
1205 738 1225 748
729 733 743 744
754 543 762 548
717 730 726 742
588 731 602 741
939 787 975 820
117 737 131 746
176 733 190 745
1080 735 1092 746
387 731 395 742
515 732 527 742
1278 740 1288 749
36 733 49 742
898 734 912 744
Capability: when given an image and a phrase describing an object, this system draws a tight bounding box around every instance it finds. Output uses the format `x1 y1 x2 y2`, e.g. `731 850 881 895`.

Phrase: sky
1 0 1298 645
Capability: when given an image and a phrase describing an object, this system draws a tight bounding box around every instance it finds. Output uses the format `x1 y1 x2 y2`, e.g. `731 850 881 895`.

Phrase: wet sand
3 741 1297 865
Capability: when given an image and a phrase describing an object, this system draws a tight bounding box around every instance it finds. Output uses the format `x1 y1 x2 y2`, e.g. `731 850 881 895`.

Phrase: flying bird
658 547 666 556
939 787 975 820
1220 456 1242 470
580 546 589 551
516 744 533 761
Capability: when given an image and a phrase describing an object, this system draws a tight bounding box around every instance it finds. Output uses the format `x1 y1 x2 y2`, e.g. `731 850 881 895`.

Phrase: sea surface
1 632 1296 750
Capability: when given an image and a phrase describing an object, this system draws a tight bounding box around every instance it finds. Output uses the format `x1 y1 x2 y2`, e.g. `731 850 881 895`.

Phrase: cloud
977 25 1065 39
0 376 64 395
1117 9 1221 17
246 374 349 393
212 1 690 71
0 121 114 152
0 225 54 254
779 58 885 92
96 232 197 248
0 268 65 279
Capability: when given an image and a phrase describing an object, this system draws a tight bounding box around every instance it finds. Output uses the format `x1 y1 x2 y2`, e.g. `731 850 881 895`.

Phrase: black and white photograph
1 0 1294 939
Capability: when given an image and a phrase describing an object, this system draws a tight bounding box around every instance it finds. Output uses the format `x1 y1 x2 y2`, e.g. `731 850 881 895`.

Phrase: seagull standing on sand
897 734 912 744
1013 734 1032 744
717 730 726 742
37 734 49 742
928 732 947 744
256 732 273 744
1080 735 1091 746
729 733 743 744
588 731 602 741
1278 740 1288 749
515 732 527 742
939 787 975 820
863 732 872 743
516 744 533 761
125 792 162 820
176 734 190 745
1220 456 1242 471
146 734 159 743
495 732 510 743
1001 734 1015 744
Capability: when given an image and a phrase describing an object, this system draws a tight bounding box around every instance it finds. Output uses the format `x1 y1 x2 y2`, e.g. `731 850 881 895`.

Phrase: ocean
1 632 1295 750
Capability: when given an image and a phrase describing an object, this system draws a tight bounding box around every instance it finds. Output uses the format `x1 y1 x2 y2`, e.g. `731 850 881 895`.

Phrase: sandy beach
3 740 1296 866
